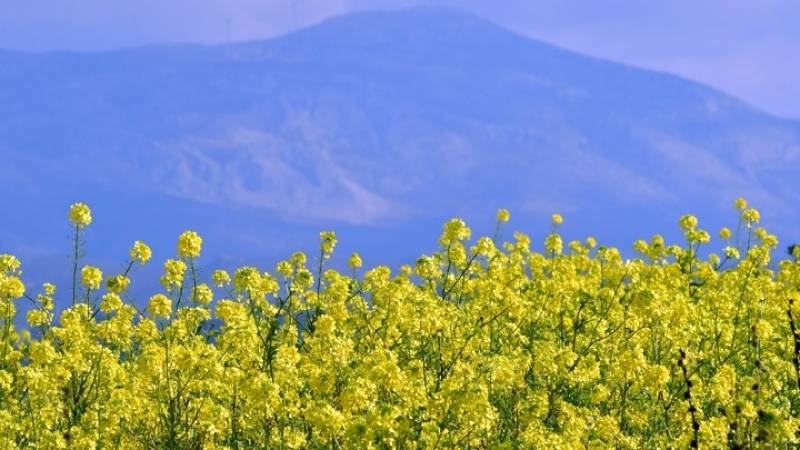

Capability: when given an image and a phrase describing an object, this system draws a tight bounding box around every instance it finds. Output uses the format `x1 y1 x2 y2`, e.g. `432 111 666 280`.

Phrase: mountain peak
248 6 554 60
310 5 507 33
218 5 609 81
2 5 800 281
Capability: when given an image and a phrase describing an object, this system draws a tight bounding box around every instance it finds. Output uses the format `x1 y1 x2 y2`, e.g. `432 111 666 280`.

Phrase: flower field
1 200 800 449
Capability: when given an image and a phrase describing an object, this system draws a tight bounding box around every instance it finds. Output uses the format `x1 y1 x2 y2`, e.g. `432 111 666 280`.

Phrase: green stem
189 258 198 303
71 225 80 307
1 300 12 369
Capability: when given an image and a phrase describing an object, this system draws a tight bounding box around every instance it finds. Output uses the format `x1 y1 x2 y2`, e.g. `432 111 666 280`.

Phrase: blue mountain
2 7 799 301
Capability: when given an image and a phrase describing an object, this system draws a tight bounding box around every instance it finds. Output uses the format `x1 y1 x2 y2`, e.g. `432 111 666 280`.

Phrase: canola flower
0 275 24 299
347 252 363 270
68 202 92 229
106 274 130 294
212 269 231 287
192 284 214 305
129 240 152 265
497 208 511 223
0 201 799 448
178 230 203 259
160 258 187 291
735 197 748 210
0 254 21 273
100 292 123 313
147 293 172 319
320 231 337 259
80 265 103 290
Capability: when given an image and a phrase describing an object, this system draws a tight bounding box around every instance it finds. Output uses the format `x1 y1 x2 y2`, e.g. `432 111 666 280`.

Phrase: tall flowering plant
0 199 799 448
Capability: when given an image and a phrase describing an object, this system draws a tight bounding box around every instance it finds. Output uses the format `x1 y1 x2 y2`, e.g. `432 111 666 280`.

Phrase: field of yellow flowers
1 200 799 448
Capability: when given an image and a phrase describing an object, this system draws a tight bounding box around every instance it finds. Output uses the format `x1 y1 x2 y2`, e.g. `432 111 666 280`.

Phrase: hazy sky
2 0 799 119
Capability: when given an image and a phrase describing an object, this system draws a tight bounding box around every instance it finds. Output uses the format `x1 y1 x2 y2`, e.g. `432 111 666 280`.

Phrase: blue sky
2 0 799 119
2 0 799 306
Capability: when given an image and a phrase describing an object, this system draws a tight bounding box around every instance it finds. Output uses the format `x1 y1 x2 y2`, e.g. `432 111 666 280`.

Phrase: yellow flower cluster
147 293 172 318
320 231 337 259
80 265 103 290
212 269 231 287
106 274 130 294
177 230 203 259
160 258 187 291
497 208 511 223
347 252 363 270
0 275 24 299
1 200 800 449
192 283 214 305
129 240 152 265
68 202 92 228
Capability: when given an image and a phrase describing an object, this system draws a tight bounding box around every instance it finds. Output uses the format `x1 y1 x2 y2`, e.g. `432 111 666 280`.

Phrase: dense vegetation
1 200 799 448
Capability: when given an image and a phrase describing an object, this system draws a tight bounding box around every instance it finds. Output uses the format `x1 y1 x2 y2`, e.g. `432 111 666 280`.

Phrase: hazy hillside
1 7 799 300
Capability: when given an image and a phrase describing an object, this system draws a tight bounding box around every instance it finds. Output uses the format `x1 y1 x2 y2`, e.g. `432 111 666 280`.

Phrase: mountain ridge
1 7 798 302
2 6 796 126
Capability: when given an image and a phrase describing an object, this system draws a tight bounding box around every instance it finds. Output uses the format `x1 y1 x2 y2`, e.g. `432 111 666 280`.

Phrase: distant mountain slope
1 7 798 297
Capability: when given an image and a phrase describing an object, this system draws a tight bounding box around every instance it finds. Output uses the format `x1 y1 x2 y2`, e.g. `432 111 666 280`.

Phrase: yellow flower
415 255 441 279
440 218 471 245
212 269 231 287
320 231 337 258
724 246 740 260
43 282 56 296
651 234 665 247
106 274 130 294
741 208 760 226
473 237 496 256
26 309 51 327
734 197 748 210
707 253 720 266
0 254 21 273
37 293 54 311
81 265 103 290
290 251 307 268
719 227 732 240
192 284 214 305
678 214 698 231
0 276 25 299
276 260 293 277
100 292 123 313
347 252 363 270
496 208 511 223
68 202 92 228
160 259 186 290
513 231 531 250
130 240 152 265
233 266 261 293
551 213 563 226
177 230 203 258
545 234 563 255
147 293 172 318
762 233 778 248
643 365 670 391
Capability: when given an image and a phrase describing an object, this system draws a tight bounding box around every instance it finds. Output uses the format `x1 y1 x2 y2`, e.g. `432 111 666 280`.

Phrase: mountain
1 7 799 301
